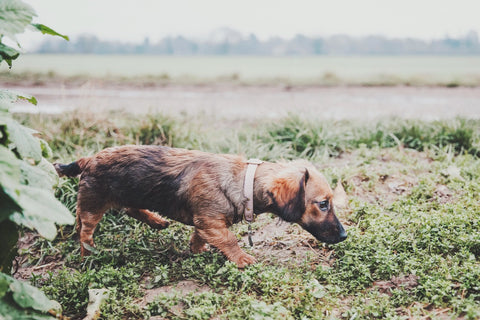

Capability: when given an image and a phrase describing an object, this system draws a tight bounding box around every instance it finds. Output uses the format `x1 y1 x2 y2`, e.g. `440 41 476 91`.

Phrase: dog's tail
53 157 91 178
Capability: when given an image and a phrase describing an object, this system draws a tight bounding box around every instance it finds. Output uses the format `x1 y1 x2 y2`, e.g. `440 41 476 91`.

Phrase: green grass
14 112 480 319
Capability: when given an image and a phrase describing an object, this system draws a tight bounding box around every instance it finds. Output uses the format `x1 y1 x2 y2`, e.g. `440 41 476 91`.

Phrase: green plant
0 1 71 318
0 0 68 68
0 272 62 319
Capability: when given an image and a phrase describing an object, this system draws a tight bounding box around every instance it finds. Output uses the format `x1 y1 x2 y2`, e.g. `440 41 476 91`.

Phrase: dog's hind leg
77 209 105 257
125 208 170 230
190 230 208 253
76 184 109 257
194 218 256 268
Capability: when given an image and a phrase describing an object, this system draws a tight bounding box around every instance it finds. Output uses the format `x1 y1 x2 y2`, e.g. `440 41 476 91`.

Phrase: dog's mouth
319 230 347 244
302 222 347 244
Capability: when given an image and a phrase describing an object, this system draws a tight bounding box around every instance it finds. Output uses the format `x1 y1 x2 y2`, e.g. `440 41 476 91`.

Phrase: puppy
54 145 347 268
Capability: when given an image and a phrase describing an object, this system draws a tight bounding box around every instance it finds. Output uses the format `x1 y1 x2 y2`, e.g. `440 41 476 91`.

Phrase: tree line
35 29 480 55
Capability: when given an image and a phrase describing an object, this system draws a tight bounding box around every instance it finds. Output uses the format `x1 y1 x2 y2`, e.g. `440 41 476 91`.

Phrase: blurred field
3 54 480 86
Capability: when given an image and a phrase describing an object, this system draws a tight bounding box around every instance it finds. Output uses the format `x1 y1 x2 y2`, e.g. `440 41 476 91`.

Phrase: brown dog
54 145 347 268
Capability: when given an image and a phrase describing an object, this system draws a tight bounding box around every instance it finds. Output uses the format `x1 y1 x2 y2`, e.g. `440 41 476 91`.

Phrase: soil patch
139 280 212 320
325 149 434 207
241 215 336 269
13 232 66 281
372 274 419 295
139 280 211 308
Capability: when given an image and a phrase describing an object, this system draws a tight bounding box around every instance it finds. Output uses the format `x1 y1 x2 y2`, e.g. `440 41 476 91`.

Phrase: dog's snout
336 221 347 242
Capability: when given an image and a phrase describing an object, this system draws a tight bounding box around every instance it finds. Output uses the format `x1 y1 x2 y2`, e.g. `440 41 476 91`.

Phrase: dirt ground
12 146 461 319
9 83 480 121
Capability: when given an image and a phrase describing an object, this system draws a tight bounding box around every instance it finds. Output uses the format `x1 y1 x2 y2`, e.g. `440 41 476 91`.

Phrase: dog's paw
235 253 256 269
190 242 209 254
151 219 170 230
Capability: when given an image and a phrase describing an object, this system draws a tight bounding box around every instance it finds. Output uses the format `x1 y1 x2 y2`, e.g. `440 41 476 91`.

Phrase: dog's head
267 163 347 244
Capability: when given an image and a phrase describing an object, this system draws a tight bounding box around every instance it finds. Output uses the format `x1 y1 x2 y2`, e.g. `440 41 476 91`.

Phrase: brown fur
54 145 346 268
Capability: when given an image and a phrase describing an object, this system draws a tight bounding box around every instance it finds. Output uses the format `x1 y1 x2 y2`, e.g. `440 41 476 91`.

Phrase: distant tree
30 29 480 56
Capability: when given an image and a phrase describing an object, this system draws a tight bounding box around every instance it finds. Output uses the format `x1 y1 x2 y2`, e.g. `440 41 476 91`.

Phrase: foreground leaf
17 93 37 106
0 0 36 39
10 185 74 240
19 158 56 189
0 276 8 298
0 220 18 274
0 299 55 320
0 145 22 200
10 278 60 312
31 23 69 41
0 89 37 112
0 89 35 104
38 138 53 158
0 97 12 113
0 42 20 68
3 117 42 163
0 273 59 319
0 189 21 223
0 146 74 239
0 133 73 240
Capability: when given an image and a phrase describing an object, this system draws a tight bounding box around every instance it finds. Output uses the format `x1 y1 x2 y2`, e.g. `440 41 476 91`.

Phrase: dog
54 145 347 268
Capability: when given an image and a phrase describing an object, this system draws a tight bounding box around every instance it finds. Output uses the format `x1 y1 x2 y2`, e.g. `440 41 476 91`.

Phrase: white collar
243 159 263 223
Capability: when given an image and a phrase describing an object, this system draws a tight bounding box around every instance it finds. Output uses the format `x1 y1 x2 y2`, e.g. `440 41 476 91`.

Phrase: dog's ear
269 168 309 222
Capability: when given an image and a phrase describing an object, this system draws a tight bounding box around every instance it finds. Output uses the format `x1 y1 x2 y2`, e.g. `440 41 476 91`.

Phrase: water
10 85 480 121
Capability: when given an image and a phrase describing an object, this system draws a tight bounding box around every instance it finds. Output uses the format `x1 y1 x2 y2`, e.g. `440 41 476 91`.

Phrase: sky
19 0 480 47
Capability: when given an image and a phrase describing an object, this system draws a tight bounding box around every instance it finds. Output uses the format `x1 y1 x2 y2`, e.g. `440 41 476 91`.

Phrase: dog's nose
338 230 347 242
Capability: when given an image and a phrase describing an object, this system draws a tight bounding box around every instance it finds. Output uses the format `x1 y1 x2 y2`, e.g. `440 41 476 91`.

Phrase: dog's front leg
194 218 256 268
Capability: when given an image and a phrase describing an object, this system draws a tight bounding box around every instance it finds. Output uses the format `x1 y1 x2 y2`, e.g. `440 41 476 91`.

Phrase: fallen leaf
83 288 110 320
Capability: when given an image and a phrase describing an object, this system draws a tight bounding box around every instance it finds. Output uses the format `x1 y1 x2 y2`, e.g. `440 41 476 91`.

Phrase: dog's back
54 145 246 224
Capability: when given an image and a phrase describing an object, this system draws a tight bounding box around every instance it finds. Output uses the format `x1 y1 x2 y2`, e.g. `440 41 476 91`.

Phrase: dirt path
10 84 480 121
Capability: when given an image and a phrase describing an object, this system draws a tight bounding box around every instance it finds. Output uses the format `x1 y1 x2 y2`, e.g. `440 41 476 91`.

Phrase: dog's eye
317 200 329 212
